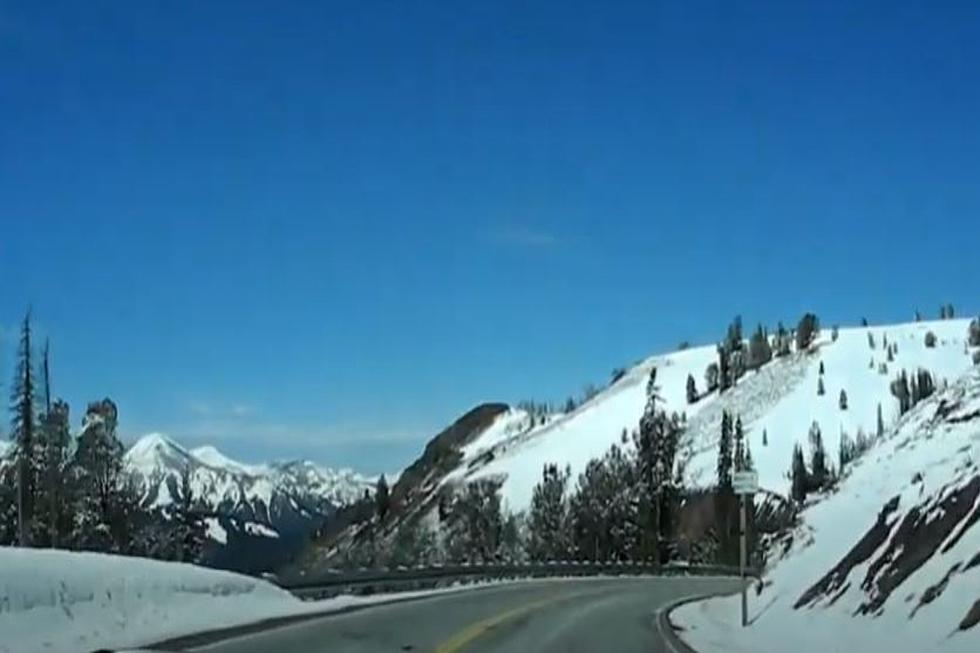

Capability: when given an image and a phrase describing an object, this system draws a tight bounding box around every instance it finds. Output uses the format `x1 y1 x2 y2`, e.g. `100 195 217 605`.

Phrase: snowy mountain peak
190 445 265 476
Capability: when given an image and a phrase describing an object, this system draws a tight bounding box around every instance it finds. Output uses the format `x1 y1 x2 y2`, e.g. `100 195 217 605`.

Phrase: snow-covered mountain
124 434 373 572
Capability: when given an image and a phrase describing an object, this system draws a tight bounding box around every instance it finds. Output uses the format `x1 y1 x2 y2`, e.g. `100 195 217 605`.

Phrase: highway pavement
173 576 742 653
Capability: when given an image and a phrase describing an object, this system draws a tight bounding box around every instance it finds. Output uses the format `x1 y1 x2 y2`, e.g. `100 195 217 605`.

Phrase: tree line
0 310 205 562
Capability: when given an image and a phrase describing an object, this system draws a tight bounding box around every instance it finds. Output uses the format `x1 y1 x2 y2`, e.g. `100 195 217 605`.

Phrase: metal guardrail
281 561 757 600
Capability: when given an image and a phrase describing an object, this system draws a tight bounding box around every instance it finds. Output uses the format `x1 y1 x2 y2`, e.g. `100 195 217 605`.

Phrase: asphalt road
181 576 742 653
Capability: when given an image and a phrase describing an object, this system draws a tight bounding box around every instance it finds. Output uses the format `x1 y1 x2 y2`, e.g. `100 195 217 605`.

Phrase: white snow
244 521 280 538
673 366 980 653
456 318 976 512
0 547 305 653
204 517 228 544
0 548 594 653
191 445 267 476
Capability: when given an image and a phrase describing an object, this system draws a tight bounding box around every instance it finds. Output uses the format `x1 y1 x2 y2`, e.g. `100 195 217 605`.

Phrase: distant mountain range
124 433 374 573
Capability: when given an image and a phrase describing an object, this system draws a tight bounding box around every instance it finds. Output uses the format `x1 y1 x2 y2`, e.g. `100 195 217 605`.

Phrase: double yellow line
432 593 579 653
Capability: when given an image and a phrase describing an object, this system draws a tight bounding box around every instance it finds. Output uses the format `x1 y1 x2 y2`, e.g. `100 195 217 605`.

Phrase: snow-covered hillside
453 318 976 512
674 366 980 652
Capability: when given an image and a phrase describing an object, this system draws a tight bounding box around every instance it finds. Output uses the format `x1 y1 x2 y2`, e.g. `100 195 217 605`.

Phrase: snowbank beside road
0 547 311 653
0 548 560 653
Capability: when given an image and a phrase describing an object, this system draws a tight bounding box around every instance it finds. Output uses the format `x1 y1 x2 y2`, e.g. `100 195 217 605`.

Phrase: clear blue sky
1 1 977 473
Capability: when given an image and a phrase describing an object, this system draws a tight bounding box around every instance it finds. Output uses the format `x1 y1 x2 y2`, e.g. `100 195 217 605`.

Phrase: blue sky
1 1 978 473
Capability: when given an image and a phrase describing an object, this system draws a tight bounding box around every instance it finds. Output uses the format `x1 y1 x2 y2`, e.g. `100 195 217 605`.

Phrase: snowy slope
454 318 976 512
674 367 980 652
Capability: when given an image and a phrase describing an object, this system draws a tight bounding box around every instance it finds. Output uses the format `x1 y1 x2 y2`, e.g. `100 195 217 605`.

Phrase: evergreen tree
868 331 876 349
717 412 733 491
704 362 720 393
35 400 71 547
887 345 894 362
686 374 698 404
791 444 808 503
819 360 825 375
733 416 745 472
569 444 641 561
71 399 127 551
861 317 869 326
808 422 828 490
175 466 206 563
744 439 754 472
717 344 731 392
839 389 848 411
774 322 791 357
947 304 955 319
564 397 576 413
924 331 937 348
796 313 819 351
915 309 922 322
762 428 768 447
877 403 885 438
817 377 825 396
443 479 503 563
831 325 839 342
375 474 390 521
968 319 980 347
747 324 773 370
890 370 912 415
388 519 439 567
527 464 571 561
940 305 947 320
10 309 37 547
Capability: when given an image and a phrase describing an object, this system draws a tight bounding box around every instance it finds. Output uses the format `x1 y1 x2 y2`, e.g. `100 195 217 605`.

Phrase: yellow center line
431 591 590 653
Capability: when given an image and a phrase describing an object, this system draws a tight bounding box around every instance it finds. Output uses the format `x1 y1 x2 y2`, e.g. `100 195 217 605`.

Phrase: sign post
732 470 758 628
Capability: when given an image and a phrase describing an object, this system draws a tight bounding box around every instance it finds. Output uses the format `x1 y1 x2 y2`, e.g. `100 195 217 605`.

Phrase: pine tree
831 325 839 342
790 444 808 504
762 428 768 447
819 360 825 375
717 412 733 491
717 344 731 393
817 377 825 396
704 363 720 392
527 464 570 561
744 439 754 472
808 422 827 490
747 324 773 370
686 374 698 404
375 475 390 521
733 416 745 472
924 331 937 348
839 389 848 411
443 479 503 563
861 317 869 326
940 305 948 320
877 403 885 438
71 399 127 552
947 304 955 319
175 466 206 563
867 331 876 349
968 319 980 347
796 313 819 351
11 309 37 547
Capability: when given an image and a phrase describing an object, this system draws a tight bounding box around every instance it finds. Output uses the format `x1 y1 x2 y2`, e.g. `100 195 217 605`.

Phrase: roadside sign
733 470 758 495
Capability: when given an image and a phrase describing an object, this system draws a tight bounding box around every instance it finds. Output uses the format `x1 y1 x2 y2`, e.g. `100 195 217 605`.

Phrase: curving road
177 576 741 653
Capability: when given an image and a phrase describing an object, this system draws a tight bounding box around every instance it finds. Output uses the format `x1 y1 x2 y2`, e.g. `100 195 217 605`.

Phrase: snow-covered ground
0 547 542 653
454 318 976 511
673 367 980 653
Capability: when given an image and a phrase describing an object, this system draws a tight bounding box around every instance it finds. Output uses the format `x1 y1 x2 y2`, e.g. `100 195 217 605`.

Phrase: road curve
180 576 742 653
